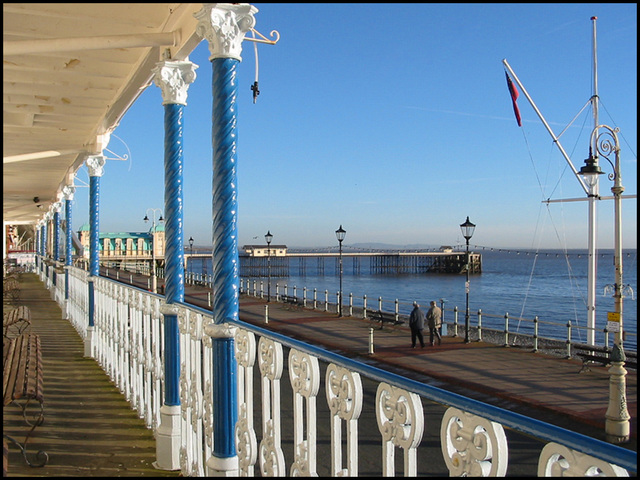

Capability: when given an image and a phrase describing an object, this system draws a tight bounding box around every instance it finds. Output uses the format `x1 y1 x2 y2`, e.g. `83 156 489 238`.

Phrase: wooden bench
3 439 8 477
281 294 303 309
369 310 405 330
3 306 31 338
2 276 20 305
3 333 48 468
574 343 637 372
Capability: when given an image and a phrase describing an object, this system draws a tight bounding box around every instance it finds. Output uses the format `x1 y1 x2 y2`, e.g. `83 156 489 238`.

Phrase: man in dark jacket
409 302 425 348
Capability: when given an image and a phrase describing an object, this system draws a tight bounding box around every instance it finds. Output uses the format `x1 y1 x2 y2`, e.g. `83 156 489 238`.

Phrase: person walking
409 301 425 348
427 300 442 346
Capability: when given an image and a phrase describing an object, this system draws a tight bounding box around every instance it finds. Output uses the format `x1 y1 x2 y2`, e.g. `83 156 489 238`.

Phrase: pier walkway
3 272 636 476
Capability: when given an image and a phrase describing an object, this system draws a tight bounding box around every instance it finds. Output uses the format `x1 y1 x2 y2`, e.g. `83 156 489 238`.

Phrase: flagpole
502 59 589 196
591 16 599 131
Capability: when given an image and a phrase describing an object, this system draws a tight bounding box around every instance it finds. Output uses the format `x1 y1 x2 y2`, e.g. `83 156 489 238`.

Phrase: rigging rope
511 102 597 340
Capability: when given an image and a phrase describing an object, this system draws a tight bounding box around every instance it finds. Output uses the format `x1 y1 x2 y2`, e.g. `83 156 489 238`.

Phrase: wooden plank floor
3 273 179 477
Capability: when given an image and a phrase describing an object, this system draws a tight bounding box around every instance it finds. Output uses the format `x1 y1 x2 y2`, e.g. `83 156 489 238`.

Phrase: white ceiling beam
3 150 84 164
4 31 180 56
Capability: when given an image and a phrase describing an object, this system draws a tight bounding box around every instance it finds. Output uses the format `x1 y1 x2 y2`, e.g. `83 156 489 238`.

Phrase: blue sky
71 3 637 250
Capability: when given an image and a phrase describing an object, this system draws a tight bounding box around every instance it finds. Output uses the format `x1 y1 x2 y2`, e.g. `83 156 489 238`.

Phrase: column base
154 405 182 471
84 327 93 357
605 425 630 444
206 454 239 477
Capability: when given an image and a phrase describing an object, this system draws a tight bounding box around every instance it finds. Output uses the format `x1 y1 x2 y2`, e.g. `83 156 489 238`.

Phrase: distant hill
350 242 443 250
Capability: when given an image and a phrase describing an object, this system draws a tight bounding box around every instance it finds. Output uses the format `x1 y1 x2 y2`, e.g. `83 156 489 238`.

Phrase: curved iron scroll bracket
245 28 280 45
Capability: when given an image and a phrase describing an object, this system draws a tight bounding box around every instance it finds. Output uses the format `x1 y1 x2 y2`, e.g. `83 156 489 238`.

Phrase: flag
505 72 522 127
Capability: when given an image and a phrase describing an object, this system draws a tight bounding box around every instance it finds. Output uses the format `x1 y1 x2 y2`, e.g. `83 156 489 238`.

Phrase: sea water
191 249 637 351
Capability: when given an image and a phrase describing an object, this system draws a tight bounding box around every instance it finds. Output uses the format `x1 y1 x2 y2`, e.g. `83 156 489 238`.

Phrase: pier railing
238 279 638 357
38 262 635 476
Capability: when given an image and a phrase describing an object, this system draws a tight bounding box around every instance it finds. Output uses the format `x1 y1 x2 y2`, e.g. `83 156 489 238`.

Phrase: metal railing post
363 295 367 319
504 313 510 346
453 306 459 337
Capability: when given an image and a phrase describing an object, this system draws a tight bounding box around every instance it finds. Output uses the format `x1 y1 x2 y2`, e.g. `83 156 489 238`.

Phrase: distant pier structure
238 245 481 277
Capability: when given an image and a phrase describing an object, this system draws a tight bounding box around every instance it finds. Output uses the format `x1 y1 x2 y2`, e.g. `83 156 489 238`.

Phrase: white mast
585 16 600 346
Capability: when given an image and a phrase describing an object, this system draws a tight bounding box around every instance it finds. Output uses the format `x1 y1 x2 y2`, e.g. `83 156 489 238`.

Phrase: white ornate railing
46 264 635 476
92 277 165 432
67 266 88 337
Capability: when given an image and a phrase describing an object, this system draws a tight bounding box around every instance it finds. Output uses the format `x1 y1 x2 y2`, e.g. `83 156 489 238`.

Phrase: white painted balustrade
45 265 634 476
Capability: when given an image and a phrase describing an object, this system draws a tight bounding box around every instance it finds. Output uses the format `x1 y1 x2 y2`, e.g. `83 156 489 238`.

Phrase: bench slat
13 335 30 404
3 333 43 405
3 339 17 406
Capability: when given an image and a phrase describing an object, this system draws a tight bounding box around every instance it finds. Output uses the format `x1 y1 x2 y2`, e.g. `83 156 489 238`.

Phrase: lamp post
265 231 273 302
335 225 346 317
144 208 164 293
584 125 630 443
460 216 475 343
188 236 194 285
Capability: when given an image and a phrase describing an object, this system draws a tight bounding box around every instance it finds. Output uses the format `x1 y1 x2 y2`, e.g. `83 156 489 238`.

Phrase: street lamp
188 236 194 285
265 231 273 302
144 208 164 293
460 216 475 343
585 124 630 443
335 225 346 317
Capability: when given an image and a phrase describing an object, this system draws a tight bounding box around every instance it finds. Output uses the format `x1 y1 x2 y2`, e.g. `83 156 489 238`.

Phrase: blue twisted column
163 104 185 306
163 103 184 407
86 154 105 358
195 3 258 474
36 224 41 270
88 175 100 336
40 222 47 272
65 201 72 264
43 219 48 278
53 207 60 287
63 187 75 318
89 177 100 279
53 207 60 262
210 55 240 466
43 220 48 258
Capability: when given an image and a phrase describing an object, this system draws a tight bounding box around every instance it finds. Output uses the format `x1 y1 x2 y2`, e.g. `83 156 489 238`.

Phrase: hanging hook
251 30 260 104
244 28 280 104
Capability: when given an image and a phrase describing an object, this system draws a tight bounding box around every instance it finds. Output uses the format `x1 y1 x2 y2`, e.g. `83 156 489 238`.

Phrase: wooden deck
2 274 179 477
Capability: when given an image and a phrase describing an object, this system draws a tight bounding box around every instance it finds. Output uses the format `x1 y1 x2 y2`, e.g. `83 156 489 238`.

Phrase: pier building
240 246 482 277
76 223 165 276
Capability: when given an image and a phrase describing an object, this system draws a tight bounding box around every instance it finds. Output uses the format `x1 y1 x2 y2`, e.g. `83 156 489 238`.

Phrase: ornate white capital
152 60 198 105
194 3 257 61
62 185 76 201
160 302 182 316
86 154 106 177
204 322 237 339
51 202 62 214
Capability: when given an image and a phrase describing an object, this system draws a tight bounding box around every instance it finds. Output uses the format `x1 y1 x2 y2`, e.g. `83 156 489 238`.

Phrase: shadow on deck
3 273 179 477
